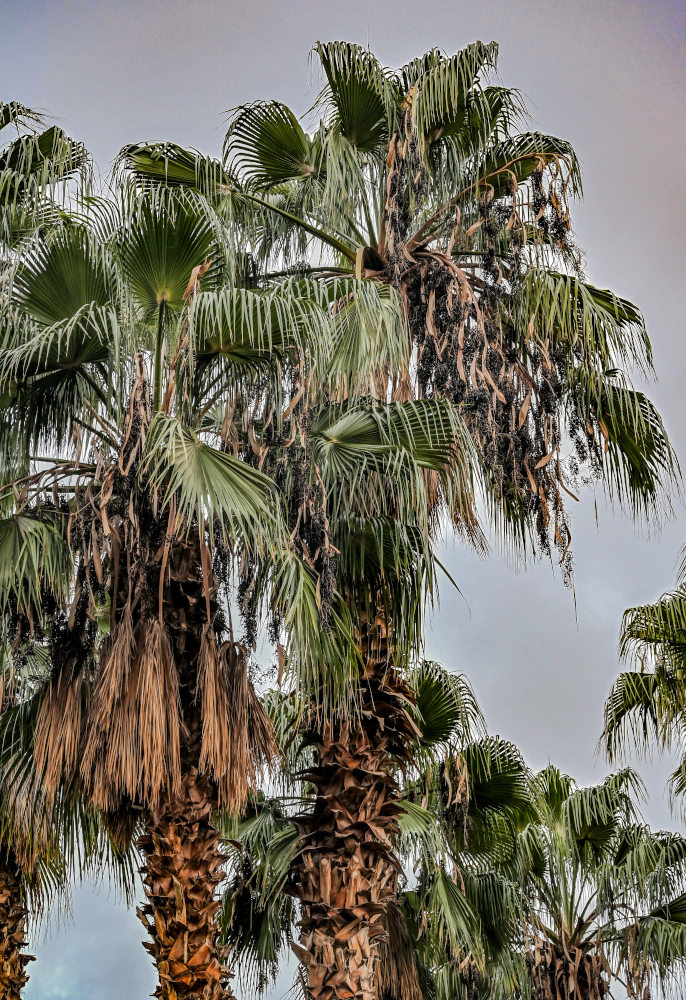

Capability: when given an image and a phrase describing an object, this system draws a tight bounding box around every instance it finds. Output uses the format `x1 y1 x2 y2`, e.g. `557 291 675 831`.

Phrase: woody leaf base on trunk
138 764 236 1000
0 850 32 1000
294 624 420 1000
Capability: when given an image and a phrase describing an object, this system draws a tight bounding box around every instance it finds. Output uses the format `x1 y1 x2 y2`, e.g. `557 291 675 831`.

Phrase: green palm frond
0 103 45 135
603 668 679 760
311 397 472 523
117 141 233 199
513 269 653 375
410 660 485 754
603 575 686 805
220 798 299 995
117 189 219 319
426 869 484 968
620 585 686 668
10 225 114 327
224 101 317 190
458 738 535 858
562 769 642 852
0 510 72 618
189 279 329 369
566 366 677 518
0 125 87 207
411 41 500 146
269 548 360 712
476 130 582 198
142 413 284 547
0 303 118 381
635 916 686 981
326 278 409 389
312 41 395 152
398 798 448 864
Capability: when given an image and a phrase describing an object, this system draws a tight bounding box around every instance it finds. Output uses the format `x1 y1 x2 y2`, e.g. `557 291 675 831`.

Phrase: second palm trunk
294 616 417 1000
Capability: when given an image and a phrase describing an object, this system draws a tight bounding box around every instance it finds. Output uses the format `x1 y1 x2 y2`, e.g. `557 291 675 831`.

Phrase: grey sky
2 1 685 997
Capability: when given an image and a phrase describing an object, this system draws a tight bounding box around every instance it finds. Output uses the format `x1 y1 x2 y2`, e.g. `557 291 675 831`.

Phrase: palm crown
124 39 676 569
603 552 686 804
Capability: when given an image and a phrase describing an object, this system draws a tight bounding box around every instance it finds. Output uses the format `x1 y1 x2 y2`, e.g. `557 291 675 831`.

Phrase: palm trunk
0 849 32 1000
294 618 418 1000
136 537 234 1000
138 762 234 1000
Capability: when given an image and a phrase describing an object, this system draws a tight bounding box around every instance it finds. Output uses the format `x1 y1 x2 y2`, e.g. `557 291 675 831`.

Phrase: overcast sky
2 1 686 997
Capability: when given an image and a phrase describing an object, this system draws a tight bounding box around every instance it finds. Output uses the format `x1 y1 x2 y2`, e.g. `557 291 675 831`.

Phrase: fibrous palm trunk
0 849 32 1000
136 538 234 1000
138 761 233 1000
294 617 419 1000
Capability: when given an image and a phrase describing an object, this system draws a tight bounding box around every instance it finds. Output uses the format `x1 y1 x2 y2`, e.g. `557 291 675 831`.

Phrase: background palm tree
0 101 86 254
224 686 686 1000
466 766 686 1000
603 551 686 804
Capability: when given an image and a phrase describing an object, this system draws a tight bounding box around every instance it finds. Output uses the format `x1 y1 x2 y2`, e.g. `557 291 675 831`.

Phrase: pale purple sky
3 1 686 998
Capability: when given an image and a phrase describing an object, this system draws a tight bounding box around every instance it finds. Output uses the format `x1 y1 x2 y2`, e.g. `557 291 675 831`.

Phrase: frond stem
153 300 165 412
241 191 357 263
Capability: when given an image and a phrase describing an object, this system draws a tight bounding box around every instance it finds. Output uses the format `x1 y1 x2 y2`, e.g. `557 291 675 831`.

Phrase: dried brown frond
375 901 422 1000
33 671 84 808
82 612 181 810
197 630 274 811
101 802 140 853
527 935 611 1000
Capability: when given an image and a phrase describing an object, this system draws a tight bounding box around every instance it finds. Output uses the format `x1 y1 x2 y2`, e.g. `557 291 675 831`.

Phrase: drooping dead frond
526 934 611 1000
375 901 423 1000
82 612 181 810
197 629 274 811
32 671 84 808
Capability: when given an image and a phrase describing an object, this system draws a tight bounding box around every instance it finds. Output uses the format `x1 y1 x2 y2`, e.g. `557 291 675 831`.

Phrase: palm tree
118 38 677 999
0 101 86 254
219 661 493 1000
372 761 686 1000
0 182 382 999
603 554 686 802
465 766 686 1000
124 40 675 553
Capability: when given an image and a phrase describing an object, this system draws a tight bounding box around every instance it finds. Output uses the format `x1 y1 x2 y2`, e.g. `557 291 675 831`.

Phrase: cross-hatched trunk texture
138 765 234 1000
0 850 32 1000
294 619 418 1000
136 536 234 1000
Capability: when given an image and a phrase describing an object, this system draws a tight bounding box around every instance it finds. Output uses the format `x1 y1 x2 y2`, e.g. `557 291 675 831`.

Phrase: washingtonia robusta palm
603 552 686 804
0 161 479 1000
0 102 86 255
0 186 331 1000
117 38 677 1000
449 767 686 1000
